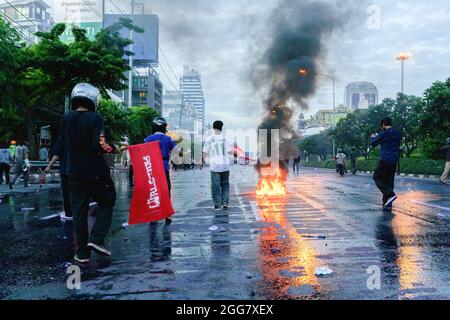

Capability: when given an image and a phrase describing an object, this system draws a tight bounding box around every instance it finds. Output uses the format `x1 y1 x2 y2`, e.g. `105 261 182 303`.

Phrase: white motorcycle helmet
71 83 100 111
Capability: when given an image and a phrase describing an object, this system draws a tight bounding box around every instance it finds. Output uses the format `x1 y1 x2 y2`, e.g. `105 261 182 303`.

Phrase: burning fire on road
256 168 287 197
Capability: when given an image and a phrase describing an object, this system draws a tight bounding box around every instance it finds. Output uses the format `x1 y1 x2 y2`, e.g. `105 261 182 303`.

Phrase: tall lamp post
395 53 411 94
299 69 337 155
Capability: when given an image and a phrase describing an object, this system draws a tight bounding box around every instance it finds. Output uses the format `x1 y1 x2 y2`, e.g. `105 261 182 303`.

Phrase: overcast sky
6 0 450 129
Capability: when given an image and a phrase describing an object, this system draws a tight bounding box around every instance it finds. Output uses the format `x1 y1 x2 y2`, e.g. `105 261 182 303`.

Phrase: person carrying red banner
61 83 126 264
144 117 183 224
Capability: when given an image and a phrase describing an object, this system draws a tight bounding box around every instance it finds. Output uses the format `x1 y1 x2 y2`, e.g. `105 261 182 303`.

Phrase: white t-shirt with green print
203 133 232 173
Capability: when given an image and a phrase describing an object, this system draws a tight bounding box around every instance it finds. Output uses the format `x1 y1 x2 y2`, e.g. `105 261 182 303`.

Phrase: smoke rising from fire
252 0 357 159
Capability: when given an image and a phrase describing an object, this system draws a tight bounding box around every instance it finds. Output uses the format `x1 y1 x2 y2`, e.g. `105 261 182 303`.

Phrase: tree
127 106 160 145
299 130 333 160
13 19 142 156
418 78 450 159
0 17 25 142
97 100 131 144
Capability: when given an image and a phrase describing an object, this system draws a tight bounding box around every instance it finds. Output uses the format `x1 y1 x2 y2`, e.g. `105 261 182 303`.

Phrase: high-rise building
344 82 379 110
0 0 53 44
180 65 206 136
162 90 199 135
122 67 163 113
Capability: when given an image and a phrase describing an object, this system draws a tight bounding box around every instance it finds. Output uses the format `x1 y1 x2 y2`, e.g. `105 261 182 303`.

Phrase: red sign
128 142 174 225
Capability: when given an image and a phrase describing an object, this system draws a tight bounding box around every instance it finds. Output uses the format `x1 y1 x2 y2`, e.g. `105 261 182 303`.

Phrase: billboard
104 14 159 64
54 0 104 43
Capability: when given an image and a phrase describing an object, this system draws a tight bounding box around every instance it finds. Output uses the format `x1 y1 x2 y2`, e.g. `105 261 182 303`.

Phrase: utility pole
128 0 135 108
395 53 411 94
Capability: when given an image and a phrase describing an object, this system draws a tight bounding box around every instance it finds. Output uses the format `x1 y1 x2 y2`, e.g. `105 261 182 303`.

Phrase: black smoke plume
253 0 354 159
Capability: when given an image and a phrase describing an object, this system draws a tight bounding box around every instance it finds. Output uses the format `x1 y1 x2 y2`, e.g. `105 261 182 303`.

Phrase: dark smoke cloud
253 0 357 158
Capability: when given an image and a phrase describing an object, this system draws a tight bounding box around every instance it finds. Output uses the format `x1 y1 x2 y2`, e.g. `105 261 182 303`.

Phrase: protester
61 83 125 263
0 143 12 185
293 154 301 174
350 146 358 175
202 121 233 210
335 148 347 176
125 149 134 189
371 117 401 210
144 117 182 224
44 137 72 220
39 145 49 161
439 137 450 185
9 140 16 161
10 140 30 189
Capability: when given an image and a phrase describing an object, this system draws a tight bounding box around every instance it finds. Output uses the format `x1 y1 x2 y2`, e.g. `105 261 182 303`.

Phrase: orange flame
256 168 287 197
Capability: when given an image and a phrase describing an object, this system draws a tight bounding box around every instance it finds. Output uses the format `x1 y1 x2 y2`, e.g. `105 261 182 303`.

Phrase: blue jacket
144 133 177 172
370 128 401 164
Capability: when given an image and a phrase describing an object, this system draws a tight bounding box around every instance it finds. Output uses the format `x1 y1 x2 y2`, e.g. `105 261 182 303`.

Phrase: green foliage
127 106 160 145
298 130 333 160
301 158 445 176
97 100 131 144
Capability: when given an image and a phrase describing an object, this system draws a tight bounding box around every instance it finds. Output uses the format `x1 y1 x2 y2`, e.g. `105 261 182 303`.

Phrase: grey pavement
0 166 448 300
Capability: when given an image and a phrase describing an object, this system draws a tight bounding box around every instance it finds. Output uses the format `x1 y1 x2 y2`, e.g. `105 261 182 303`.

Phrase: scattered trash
315 266 333 276
209 226 219 231
437 213 446 219
21 207 35 212
121 222 129 229
317 235 327 240
271 248 281 254
246 272 253 279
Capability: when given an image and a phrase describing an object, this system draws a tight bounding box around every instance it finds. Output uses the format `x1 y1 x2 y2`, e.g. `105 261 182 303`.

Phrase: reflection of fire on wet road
256 195 320 299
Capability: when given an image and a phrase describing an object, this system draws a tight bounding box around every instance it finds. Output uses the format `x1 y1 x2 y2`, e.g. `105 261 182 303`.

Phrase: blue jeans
211 171 230 207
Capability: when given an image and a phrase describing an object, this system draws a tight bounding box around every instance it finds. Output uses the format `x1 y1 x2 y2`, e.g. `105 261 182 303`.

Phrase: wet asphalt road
0 166 448 300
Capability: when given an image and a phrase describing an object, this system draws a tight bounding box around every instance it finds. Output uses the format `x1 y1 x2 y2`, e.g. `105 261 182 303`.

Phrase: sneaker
165 218 172 225
384 195 398 208
223 204 229 210
439 179 447 185
214 206 221 210
60 212 74 221
87 243 111 257
74 255 90 264
382 205 393 212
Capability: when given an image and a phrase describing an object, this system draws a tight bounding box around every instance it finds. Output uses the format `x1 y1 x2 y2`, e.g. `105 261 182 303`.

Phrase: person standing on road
371 117 401 210
44 137 72 220
439 138 450 185
202 121 233 210
9 140 16 161
144 117 183 225
10 140 30 189
350 146 358 175
0 143 12 185
293 153 301 174
335 148 347 176
61 83 125 264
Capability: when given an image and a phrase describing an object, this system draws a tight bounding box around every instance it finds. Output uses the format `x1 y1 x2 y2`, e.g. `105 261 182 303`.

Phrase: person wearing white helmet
439 138 450 185
61 83 126 264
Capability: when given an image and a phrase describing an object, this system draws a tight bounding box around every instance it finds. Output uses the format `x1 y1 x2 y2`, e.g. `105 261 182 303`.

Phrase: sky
4 0 450 129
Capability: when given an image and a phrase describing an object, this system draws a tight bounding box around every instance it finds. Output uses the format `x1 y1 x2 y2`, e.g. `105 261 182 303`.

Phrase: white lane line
411 201 450 212
250 201 262 222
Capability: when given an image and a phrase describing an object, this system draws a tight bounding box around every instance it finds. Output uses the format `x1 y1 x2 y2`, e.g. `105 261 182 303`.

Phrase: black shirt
61 111 115 180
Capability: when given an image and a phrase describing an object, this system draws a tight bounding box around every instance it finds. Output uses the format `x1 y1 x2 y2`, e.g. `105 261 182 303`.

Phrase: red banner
128 142 174 225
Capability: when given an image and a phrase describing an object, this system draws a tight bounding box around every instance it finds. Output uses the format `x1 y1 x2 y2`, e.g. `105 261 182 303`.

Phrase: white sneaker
74 255 90 264
87 243 111 257
121 221 129 228
60 212 74 221
384 195 398 208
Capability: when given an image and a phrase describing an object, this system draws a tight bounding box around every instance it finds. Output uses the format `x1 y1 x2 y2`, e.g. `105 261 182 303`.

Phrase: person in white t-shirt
202 121 233 210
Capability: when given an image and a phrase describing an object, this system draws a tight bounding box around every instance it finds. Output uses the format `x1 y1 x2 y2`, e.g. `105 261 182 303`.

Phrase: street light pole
128 0 135 108
320 73 336 155
395 53 411 94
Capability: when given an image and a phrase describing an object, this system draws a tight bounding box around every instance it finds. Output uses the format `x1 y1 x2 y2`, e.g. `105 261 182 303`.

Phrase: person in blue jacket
144 117 183 224
370 117 401 211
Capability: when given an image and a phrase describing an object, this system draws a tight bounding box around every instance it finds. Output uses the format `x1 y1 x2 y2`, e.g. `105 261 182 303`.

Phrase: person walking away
125 149 134 189
350 146 358 175
0 144 12 185
335 148 347 176
293 154 301 174
371 117 401 210
39 145 49 161
439 138 450 185
144 117 183 224
202 121 233 210
9 141 16 161
61 83 125 264
10 140 30 189
44 137 72 220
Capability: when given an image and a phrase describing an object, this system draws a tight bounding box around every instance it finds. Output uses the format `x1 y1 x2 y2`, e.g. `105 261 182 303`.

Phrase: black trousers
373 160 397 205
165 171 171 198
0 163 11 184
129 165 134 187
69 176 116 258
61 175 72 217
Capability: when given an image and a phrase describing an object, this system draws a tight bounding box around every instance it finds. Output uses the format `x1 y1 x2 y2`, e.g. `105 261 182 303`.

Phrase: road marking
411 201 450 212
250 201 262 221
